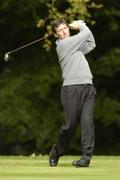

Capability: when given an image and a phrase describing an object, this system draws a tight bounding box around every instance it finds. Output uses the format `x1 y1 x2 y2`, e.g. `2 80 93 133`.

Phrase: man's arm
70 20 96 55
80 32 96 55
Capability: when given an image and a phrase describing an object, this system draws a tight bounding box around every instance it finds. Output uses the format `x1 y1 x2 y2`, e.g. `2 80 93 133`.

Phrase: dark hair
51 19 68 33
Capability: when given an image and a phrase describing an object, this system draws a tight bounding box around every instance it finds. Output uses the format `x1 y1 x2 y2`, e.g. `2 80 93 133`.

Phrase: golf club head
4 52 10 62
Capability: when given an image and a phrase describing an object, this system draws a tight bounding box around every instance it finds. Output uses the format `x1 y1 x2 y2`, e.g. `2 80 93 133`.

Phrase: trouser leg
55 85 80 156
80 85 96 161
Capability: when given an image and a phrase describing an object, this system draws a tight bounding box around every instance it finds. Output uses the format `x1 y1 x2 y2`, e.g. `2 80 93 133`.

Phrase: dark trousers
55 84 96 161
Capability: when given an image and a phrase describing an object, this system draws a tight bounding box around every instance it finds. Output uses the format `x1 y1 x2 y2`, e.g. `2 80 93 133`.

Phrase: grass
0 155 120 180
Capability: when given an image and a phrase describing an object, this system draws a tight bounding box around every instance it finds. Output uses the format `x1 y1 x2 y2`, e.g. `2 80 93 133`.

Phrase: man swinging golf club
49 19 96 167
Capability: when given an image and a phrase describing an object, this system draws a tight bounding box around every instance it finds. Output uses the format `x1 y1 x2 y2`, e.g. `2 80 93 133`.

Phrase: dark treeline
0 0 120 155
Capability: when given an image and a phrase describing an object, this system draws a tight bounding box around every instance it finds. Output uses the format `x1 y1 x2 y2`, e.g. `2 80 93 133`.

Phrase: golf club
4 35 49 62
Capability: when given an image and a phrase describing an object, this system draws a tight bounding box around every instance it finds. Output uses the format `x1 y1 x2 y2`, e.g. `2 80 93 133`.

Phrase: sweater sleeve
79 30 96 55
78 21 96 54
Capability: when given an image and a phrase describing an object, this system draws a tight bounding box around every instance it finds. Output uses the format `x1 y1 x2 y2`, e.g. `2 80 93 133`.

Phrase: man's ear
53 33 58 38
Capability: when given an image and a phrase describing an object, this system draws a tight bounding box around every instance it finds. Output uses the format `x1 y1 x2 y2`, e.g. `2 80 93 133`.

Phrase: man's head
51 19 70 40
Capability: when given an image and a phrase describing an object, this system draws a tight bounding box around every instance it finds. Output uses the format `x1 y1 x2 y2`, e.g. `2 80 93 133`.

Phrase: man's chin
63 35 69 39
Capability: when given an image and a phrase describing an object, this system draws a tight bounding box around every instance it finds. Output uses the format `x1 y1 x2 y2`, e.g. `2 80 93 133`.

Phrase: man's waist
63 76 93 86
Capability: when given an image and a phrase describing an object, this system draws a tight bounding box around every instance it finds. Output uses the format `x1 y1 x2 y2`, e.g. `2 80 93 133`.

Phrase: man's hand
69 20 86 30
69 21 80 30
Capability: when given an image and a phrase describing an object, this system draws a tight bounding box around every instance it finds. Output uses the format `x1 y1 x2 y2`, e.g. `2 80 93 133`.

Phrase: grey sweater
56 22 96 86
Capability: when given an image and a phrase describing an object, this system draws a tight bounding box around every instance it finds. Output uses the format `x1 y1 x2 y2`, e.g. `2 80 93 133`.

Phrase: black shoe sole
72 160 90 167
49 145 59 167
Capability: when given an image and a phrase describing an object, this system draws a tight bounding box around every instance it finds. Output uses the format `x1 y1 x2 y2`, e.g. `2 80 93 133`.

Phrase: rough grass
0 155 120 180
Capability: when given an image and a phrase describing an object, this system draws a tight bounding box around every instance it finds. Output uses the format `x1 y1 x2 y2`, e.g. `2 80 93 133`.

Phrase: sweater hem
63 77 93 86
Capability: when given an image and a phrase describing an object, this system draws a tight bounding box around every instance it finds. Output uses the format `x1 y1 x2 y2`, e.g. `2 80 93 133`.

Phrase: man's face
55 23 70 40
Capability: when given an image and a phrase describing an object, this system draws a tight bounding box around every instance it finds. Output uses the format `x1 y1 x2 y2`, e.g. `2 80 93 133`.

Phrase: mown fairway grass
0 155 120 180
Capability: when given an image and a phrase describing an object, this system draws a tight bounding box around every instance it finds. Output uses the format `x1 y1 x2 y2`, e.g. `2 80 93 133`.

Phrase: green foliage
95 92 120 127
0 47 62 154
92 48 120 77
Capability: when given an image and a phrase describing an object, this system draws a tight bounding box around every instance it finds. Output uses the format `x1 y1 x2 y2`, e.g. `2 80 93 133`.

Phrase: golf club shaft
8 35 48 55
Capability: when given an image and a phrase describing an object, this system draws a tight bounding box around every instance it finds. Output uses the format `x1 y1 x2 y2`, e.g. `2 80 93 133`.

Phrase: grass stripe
0 156 120 180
